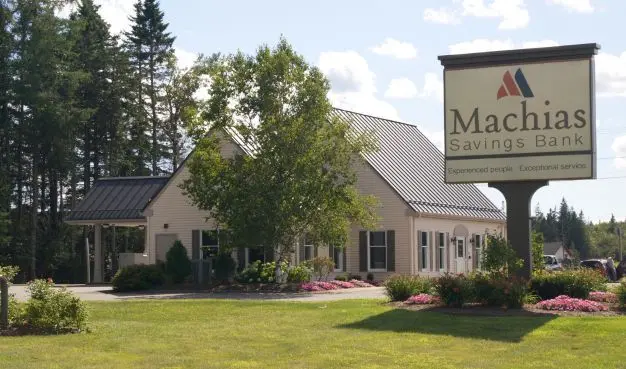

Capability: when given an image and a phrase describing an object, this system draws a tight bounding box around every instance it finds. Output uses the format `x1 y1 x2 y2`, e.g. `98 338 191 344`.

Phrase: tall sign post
438 43 599 279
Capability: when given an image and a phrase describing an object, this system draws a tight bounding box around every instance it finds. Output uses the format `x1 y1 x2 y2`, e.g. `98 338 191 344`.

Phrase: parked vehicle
579 259 608 279
543 255 563 271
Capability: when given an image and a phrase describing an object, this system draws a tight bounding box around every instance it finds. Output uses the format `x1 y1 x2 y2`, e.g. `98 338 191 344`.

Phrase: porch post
93 224 103 283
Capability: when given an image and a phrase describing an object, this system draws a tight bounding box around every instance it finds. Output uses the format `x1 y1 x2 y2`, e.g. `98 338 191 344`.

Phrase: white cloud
612 135 626 169
174 47 198 71
318 50 400 121
95 0 135 35
370 38 418 60
384 78 418 99
448 39 559 54
423 7 461 24
595 52 626 97
461 0 530 29
418 73 444 103
547 0 594 13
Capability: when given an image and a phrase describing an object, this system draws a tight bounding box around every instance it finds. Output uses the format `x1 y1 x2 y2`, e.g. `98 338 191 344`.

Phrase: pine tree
608 213 616 234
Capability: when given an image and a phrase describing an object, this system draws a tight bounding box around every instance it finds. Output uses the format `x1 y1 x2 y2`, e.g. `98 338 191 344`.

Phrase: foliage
366 273 375 282
404 294 441 305
111 264 166 292
0 265 19 283
530 269 607 300
328 280 355 288
532 198 591 259
310 256 334 281
234 261 289 284
19 279 88 331
535 295 608 312
348 273 362 280
349 279 374 288
471 272 529 309
532 231 544 272
588 291 617 303
286 264 312 283
300 281 338 291
334 274 347 281
383 275 434 302
434 273 473 308
481 234 523 276
213 251 236 282
180 37 379 280
617 280 626 308
164 240 192 284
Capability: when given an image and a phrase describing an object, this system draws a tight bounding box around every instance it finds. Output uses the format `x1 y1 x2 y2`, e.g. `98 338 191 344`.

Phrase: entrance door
155 234 178 262
455 237 466 273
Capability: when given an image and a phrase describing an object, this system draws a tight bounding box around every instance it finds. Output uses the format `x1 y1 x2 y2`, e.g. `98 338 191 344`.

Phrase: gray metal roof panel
67 176 170 222
331 108 505 221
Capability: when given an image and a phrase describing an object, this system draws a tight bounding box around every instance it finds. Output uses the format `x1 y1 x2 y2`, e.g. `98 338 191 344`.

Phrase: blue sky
94 0 626 223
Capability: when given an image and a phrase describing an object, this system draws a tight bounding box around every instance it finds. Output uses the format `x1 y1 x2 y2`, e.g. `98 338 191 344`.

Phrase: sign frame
438 43 600 184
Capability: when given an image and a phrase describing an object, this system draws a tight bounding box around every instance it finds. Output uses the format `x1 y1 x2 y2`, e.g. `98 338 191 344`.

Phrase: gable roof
331 108 505 221
66 176 170 223
544 241 564 255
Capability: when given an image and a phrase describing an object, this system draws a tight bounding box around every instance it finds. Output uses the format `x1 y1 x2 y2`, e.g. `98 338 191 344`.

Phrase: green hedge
111 264 166 292
530 268 606 300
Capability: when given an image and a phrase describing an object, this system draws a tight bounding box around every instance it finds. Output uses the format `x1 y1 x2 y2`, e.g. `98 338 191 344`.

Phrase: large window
420 231 429 270
303 235 313 261
368 231 386 271
475 234 483 269
438 232 446 271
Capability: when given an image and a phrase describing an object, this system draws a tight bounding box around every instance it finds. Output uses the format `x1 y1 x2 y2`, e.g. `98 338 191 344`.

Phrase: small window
438 233 446 270
201 230 219 258
333 247 343 271
369 231 387 271
457 239 464 258
303 235 313 261
475 234 482 269
420 231 429 270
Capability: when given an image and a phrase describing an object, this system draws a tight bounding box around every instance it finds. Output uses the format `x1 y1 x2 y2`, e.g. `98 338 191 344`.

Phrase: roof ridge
331 107 420 129
97 176 170 181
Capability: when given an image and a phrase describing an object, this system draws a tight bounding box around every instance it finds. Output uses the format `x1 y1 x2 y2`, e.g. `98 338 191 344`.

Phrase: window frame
419 231 429 270
367 230 387 272
333 246 344 272
303 236 314 262
438 231 446 271
474 234 483 269
200 229 220 259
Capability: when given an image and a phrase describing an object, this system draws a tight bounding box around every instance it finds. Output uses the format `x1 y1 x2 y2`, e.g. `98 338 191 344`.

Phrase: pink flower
349 280 374 288
588 291 617 303
536 295 608 312
405 293 441 305
329 280 356 288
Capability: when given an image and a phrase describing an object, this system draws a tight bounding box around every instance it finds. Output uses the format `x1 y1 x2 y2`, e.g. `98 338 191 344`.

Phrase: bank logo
496 68 534 100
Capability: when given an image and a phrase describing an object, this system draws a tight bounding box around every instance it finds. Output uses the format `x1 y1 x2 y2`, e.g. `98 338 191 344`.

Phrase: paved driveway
8 284 387 302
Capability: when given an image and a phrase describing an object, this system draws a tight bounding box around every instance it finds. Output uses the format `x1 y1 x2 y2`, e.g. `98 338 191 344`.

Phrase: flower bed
349 279 374 288
300 280 376 292
328 280 356 289
535 295 608 312
588 291 618 303
404 293 441 305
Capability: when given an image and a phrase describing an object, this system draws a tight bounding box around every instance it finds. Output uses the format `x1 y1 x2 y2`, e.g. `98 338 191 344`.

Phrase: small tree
165 240 192 284
532 231 545 272
481 234 523 277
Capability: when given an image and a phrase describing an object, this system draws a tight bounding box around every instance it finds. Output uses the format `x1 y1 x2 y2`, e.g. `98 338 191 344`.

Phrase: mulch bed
0 326 82 337
390 301 626 317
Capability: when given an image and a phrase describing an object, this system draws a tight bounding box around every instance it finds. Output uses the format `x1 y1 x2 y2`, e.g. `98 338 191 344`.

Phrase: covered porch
65 176 169 283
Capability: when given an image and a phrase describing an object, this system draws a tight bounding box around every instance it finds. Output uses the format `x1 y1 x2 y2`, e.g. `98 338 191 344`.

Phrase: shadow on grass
337 307 558 343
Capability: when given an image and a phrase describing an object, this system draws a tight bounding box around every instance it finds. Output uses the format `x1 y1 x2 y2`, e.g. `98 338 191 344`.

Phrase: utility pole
617 227 623 261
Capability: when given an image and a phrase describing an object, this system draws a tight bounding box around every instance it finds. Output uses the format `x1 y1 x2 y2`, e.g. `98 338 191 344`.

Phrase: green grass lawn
1 299 625 369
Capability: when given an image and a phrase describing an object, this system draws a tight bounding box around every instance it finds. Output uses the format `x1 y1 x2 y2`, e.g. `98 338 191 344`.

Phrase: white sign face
443 59 595 183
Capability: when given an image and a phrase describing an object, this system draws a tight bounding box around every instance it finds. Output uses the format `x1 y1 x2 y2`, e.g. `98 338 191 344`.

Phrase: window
201 230 219 258
246 247 265 265
333 247 343 272
420 231 429 270
303 235 313 261
368 231 386 271
475 234 482 269
438 232 446 271
457 238 464 258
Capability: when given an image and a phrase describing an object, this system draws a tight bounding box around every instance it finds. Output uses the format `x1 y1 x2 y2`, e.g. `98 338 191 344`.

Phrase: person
606 257 616 281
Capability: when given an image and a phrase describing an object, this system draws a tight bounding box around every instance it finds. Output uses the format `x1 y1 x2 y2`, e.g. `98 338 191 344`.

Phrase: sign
438 44 599 183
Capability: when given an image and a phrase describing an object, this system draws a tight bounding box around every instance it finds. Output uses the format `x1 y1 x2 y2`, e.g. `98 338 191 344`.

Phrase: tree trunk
149 52 158 175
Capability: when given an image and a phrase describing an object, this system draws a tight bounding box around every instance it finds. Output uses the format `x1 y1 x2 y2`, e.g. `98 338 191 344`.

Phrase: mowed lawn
1 299 626 369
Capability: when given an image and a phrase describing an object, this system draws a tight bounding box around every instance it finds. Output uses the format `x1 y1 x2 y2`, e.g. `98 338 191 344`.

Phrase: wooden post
93 224 103 283
0 276 8 330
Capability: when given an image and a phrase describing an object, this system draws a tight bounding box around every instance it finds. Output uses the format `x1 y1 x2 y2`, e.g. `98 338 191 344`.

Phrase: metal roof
66 176 170 222
544 241 564 255
331 108 506 221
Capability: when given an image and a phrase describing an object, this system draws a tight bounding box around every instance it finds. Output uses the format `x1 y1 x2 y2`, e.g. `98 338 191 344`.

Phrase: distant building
543 241 571 262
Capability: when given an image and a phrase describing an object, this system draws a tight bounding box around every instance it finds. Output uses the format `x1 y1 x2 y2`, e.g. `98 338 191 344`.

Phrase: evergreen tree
608 213 616 234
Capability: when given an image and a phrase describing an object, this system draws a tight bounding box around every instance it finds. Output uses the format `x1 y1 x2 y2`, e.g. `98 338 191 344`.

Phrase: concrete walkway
8 284 387 302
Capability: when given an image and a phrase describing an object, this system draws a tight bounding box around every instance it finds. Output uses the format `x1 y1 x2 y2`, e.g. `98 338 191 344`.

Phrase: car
543 255 563 271
579 259 608 278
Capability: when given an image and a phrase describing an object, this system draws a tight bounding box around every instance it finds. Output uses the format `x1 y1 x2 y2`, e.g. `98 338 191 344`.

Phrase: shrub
617 280 626 308
348 273 362 280
471 273 528 309
311 256 334 281
588 291 617 303
530 268 606 300
334 274 347 281
366 273 374 282
481 234 523 276
383 275 434 302
111 264 166 292
434 273 473 308
287 264 312 283
235 261 288 284
164 240 192 284
22 279 88 331
535 295 608 312
214 251 236 282
405 293 441 305
350 279 374 288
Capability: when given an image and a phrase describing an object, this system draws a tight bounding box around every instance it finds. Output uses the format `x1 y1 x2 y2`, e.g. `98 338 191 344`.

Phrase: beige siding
343 159 411 279
145 134 243 262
